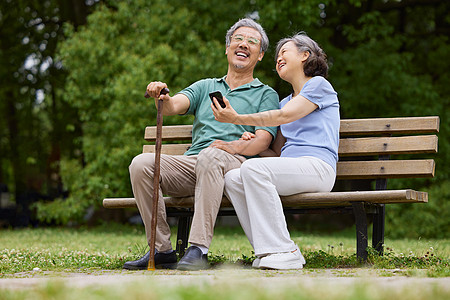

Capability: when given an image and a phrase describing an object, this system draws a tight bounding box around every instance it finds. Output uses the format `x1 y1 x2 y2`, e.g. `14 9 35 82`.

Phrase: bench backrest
142 117 439 180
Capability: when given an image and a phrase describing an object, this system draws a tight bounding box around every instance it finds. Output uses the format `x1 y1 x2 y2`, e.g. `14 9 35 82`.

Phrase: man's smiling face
226 26 264 71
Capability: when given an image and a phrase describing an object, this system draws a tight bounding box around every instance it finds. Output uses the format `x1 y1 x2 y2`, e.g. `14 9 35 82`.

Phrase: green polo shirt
178 76 279 156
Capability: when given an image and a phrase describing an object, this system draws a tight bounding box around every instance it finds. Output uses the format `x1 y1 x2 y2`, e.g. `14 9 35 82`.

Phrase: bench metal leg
373 157 388 256
352 202 368 261
175 214 191 257
372 204 385 254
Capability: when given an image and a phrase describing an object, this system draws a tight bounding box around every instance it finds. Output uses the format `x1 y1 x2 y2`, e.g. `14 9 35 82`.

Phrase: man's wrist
234 138 254 155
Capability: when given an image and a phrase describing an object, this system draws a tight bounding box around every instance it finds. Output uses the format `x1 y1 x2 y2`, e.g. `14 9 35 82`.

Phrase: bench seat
104 189 427 209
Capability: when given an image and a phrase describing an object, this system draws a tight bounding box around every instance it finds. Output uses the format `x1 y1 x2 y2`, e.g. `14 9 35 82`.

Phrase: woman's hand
211 96 239 124
240 132 256 141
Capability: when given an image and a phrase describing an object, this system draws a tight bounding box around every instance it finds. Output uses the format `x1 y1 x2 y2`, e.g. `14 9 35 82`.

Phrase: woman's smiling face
276 41 304 79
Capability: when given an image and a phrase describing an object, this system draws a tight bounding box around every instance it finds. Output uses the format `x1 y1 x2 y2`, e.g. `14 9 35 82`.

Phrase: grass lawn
0 223 448 276
0 224 449 300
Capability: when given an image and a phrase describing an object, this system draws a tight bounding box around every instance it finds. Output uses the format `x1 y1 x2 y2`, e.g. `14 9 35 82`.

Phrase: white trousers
224 156 336 256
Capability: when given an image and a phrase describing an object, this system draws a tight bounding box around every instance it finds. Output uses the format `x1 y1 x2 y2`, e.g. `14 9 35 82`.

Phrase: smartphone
209 91 226 108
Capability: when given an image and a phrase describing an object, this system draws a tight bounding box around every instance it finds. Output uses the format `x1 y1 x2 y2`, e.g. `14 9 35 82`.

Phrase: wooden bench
103 116 439 261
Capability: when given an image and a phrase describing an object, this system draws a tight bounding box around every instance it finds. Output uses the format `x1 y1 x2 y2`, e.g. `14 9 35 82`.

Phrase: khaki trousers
129 147 245 252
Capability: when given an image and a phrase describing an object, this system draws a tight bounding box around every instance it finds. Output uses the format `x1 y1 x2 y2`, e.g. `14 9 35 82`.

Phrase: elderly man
123 18 279 271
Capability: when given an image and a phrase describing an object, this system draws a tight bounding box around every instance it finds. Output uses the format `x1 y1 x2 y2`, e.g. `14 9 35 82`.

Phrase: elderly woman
211 32 340 269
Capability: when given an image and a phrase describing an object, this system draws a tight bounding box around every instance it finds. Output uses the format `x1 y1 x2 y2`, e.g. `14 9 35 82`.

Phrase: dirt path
1 268 449 290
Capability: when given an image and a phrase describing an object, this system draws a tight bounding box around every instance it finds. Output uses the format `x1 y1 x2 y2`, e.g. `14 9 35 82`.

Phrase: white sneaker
258 246 306 270
252 257 261 268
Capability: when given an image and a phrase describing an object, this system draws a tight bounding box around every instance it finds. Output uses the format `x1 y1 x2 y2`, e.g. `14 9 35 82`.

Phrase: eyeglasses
231 34 260 46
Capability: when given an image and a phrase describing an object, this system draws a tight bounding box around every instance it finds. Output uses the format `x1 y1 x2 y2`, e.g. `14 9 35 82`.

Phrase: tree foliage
38 0 230 222
2 0 449 237
0 0 91 225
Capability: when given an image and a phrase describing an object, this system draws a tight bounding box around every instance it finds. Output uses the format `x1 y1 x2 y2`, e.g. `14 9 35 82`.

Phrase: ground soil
1 268 449 290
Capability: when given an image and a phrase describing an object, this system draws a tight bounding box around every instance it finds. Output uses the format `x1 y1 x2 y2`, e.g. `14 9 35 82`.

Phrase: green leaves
32 0 450 234
47 0 234 223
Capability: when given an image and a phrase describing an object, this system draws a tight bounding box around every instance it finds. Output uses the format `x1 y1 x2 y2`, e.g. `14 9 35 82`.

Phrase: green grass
1 224 449 300
0 224 449 277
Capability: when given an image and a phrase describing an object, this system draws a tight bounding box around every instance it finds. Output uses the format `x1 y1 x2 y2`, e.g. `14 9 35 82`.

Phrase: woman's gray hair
275 32 329 78
225 18 269 53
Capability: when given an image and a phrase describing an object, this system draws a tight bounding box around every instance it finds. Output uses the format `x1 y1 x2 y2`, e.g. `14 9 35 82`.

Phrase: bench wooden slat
145 125 192 141
280 189 428 206
102 189 428 210
142 145 435 179
336 159 435 179
339 116 440 136
338 135 438 156
143 144 191 155
143 135 438 157
143 117 440 140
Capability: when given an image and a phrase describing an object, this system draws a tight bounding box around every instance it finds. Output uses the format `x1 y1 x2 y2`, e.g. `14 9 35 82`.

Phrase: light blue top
179 77 279 156
279 76 340 171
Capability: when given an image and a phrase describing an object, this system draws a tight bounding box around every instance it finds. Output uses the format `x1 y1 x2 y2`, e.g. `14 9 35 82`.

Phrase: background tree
320 0 450 238
39 0 230 223
0 0 95 225
2 0 448 237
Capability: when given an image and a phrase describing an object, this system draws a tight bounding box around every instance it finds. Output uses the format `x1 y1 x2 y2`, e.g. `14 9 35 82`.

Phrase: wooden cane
144 87 169 270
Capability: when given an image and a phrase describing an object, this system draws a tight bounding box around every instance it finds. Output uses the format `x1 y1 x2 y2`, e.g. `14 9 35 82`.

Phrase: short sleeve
300 76 338 110
178 80 207 115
